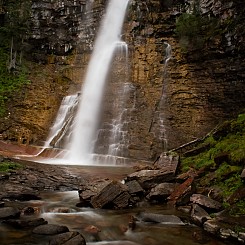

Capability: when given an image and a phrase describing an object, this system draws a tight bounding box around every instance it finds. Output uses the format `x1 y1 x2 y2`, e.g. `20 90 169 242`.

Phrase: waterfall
66 0 130 164
159 42 172 151
150 42 172 152
44 94 79 149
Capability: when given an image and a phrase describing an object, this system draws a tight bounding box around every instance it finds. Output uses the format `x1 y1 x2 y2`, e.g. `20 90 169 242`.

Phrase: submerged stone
136 212 184 225
33 224 69 235
49 231 86 245
3 218 47 228
0 207 20 219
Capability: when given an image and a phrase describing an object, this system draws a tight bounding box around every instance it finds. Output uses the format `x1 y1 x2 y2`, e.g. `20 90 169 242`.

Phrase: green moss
180 113 245 214
0 161 22 172
229 199 245 216
216 173 243 198
215 162 242 180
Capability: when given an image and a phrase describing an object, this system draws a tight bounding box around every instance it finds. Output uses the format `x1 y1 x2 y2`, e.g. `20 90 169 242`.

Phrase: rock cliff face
1 0 245 161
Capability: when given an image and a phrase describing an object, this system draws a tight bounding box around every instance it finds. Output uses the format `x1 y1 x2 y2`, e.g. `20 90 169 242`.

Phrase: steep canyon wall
1 0 245 161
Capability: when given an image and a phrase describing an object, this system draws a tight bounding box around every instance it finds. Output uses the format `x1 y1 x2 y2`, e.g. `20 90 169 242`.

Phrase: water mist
66 0 130 164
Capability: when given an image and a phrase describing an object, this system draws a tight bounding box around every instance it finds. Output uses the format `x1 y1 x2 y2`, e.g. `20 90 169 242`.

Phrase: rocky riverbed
0 152 244 245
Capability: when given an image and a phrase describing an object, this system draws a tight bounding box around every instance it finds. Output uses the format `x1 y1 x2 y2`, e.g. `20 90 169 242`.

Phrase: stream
0 165 227 245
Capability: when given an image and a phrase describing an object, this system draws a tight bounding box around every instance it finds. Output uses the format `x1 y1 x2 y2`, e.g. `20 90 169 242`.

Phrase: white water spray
66 0 129 163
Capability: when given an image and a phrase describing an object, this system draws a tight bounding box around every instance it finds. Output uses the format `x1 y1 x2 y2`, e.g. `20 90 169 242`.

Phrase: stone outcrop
1 0 245 162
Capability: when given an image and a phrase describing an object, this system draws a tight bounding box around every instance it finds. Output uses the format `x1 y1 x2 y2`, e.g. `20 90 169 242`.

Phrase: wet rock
113 191 131 209
49 231 86 245
126 180 144 195
167 177 195 205
78 179 111 202
219 228 237 240
147 182 179 202
84 225 101 234
32 224 69 235
126 169 176 190
2 193 41 201
21 206 35 215
3 218 48 228
190 194 222 211
136 212 184 225
153 153 179 172
203 219 220 235
177 205 192 214
191 204 211 226
238 232 245 243
0 207 20 219
192 231 211 244
91 180 130 209
241 168 245 179
0 201 4 207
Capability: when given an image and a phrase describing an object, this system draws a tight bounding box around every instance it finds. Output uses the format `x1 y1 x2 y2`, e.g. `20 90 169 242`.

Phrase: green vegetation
0 160 22 172
175 0 222 53
0 0 31 116
180 113 245 215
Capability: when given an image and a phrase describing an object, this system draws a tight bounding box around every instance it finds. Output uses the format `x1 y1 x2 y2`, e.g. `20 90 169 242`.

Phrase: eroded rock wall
1 0 245 162
123 0 245 160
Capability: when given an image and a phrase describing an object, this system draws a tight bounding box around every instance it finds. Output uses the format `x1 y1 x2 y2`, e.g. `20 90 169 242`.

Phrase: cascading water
91 41 136 165
44 94 79 149
150 42 172 152
65 0 130 164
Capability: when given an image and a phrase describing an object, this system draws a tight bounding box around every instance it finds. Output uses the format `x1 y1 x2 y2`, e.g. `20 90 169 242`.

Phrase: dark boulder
49 231 86 245
91 180 130 209
0 207 20 219
33 224 69 235
3 218 47 228
147 182 179 202
190 194 222 211
126 169 176 190
191 204 211 226
136 212 184 225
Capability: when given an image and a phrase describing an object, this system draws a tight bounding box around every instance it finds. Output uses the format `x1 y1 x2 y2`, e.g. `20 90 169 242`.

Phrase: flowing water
66 0 130 164
0 190 227 245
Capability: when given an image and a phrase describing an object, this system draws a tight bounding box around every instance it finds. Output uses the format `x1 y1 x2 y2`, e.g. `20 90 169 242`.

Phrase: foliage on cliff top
180 113 245 214
0 0 31 116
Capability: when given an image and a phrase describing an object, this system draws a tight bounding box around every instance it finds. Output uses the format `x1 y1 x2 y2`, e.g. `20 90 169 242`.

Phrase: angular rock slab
147 182 179 201
91 180 130 209
153 153 179 171
126 180 144 195
127 169 176 189
191 204 211 226
190 194 222 211
167 177 194 205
